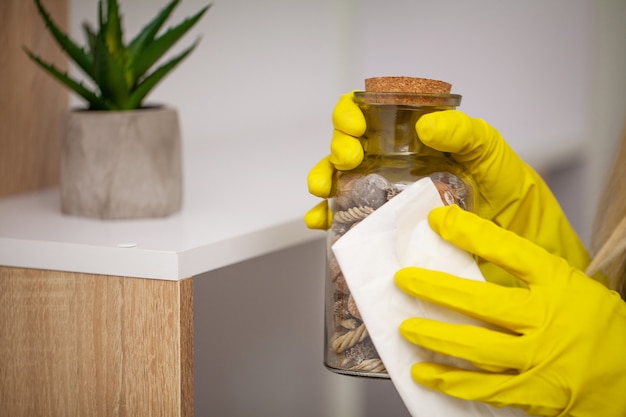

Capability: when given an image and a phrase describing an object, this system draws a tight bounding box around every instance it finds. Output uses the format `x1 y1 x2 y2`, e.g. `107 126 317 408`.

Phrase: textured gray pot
61 107 183 219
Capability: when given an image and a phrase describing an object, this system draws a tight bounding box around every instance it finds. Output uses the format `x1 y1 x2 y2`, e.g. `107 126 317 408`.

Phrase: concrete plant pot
61 107 183 219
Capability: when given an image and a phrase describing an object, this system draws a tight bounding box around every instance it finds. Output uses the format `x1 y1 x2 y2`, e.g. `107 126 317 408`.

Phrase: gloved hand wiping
396 205 626 417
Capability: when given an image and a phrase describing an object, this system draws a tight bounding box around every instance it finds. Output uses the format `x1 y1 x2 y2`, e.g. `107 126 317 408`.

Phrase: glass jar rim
354 91 462 107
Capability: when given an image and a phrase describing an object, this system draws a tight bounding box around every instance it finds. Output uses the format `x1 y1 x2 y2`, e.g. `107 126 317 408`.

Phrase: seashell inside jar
323 76 475 378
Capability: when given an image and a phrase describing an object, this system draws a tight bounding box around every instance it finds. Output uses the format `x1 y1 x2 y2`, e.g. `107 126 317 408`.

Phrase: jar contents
326 172 470 376
323 76 474 378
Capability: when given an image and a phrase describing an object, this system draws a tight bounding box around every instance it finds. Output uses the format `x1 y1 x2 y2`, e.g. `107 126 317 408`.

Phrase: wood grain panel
0 0 68 197
0 267 194 417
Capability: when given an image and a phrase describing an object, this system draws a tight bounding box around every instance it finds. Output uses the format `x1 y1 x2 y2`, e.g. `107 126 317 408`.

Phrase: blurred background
7 0 626 415
67 0 626 244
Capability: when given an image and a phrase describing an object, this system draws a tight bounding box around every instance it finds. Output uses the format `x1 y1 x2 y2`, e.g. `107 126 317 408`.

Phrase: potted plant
23 0 210 219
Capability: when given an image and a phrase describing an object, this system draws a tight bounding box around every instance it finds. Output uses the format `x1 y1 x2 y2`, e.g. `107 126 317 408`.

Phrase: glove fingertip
398 317 423 340
415 113 438 143
411 362 448 389
331 156 362 171
304 200 331 230
416 110 478 157
330 133 364 170
307 174 332 198
394 266 421 290
332 92 366 137
416 110 460 139
307 156 334 197
427 205 460 234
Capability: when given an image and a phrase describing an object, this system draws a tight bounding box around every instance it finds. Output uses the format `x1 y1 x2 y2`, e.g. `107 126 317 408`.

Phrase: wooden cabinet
0 268 193 417
0 0 68 197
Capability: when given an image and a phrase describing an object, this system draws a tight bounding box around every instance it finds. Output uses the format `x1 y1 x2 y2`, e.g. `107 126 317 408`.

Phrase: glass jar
324 90 475 378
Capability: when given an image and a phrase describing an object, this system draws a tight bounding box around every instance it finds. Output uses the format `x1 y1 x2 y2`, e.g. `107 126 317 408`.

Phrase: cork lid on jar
365 76 451 94
359 76 460 106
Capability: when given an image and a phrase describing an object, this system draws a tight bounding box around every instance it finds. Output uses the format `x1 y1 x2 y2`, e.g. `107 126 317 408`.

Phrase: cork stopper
359 76 459 106
365 76 451 94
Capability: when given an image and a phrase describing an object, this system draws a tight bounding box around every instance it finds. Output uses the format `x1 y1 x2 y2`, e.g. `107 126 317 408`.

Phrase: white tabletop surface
0 129 328 281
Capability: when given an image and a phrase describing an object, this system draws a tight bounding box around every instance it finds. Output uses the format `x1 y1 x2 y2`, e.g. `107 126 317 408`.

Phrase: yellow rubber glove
305 92 366 229
395 205 626 417
415 110 593 282
305 93 596 285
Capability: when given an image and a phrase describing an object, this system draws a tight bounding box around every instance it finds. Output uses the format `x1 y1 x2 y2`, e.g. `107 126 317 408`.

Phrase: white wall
346 0 595 170
66 0 623 233
66 1 626 415
68 0 596 162
68 0 349 148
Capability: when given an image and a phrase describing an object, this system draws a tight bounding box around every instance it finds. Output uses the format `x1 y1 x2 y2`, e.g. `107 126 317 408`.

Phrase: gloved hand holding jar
305 86 626 417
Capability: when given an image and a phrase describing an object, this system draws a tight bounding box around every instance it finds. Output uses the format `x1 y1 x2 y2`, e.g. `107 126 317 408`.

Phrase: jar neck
360 104 456 156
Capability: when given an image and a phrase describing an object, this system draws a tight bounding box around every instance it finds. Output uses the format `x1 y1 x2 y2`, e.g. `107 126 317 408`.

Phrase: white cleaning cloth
332 177 528 417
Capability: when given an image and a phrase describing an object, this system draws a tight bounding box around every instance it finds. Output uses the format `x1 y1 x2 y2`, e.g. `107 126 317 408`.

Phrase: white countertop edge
0 220 322 281
177 219 321 280
0 238 181 280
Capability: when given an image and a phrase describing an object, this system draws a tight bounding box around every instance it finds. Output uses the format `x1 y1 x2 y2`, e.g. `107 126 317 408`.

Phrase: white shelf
0 131 328 281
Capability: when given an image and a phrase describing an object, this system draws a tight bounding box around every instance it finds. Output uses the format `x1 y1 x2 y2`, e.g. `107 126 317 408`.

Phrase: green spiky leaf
128 38 200 109
127 0 180 59
26 0 210 110
128 4 210 83
82 22 97 56
23 47 107 109
33 0 94 79
102 0 126 63
96 35 130 109
91 0 129 106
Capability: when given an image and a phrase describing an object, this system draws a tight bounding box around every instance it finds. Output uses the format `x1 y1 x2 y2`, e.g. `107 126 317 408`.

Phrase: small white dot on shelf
117 242 138 248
